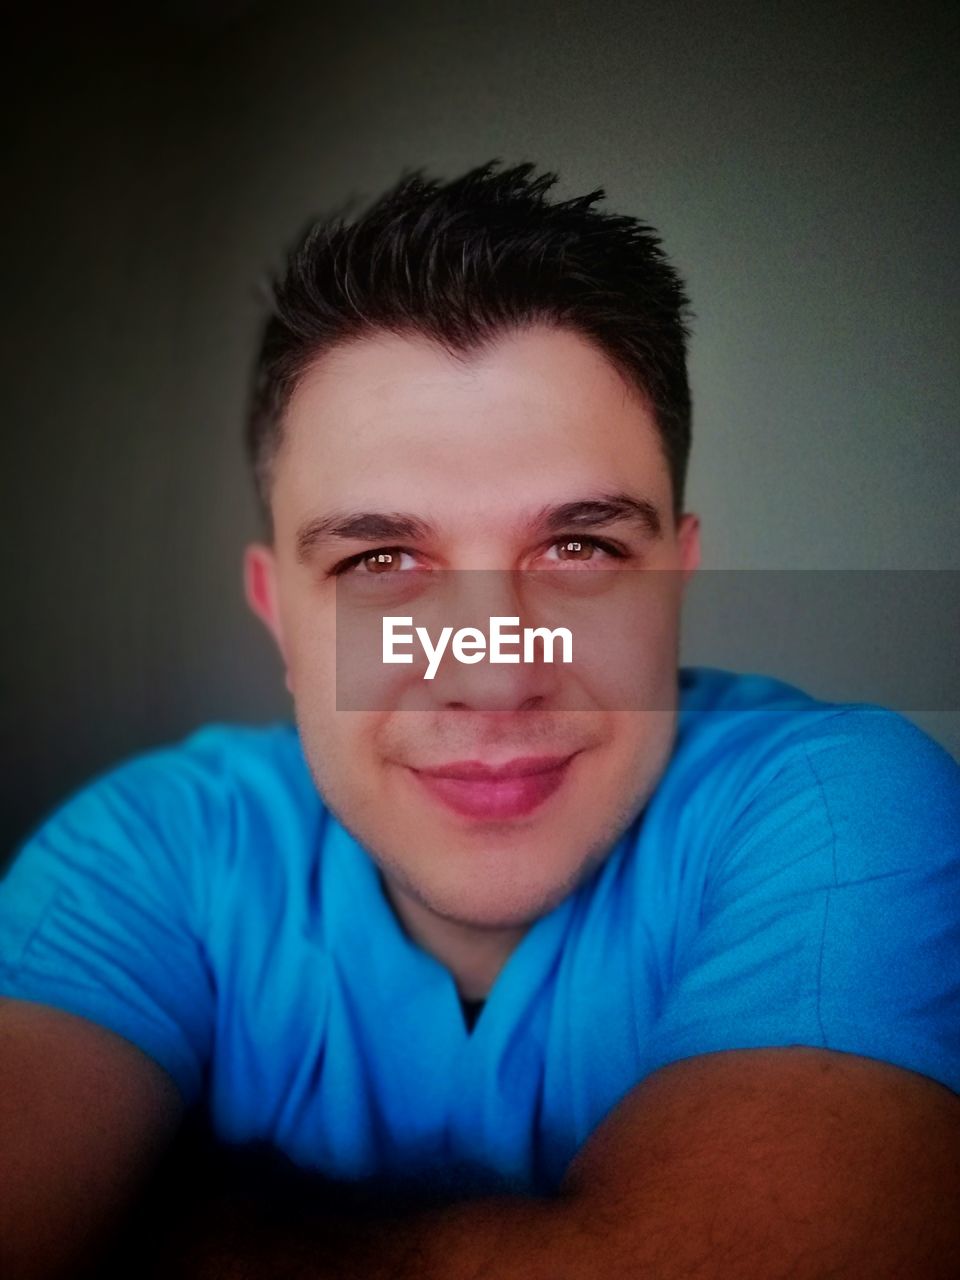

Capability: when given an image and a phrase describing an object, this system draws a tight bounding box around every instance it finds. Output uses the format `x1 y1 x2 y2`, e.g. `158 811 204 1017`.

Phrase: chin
385 831 607 929
403 869 575 931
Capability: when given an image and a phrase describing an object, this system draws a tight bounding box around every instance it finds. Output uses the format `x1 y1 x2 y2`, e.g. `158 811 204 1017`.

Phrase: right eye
333 547 422 576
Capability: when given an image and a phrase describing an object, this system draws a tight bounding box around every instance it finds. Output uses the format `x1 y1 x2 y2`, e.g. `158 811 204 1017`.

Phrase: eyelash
329 535 629 576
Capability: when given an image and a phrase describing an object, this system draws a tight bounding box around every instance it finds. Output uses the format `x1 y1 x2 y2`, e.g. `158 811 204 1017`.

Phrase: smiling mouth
407 753 580 821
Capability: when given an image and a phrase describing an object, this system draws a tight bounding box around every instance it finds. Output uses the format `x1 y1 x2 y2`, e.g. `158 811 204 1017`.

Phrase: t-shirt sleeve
0 749 219 1104
644 707 960 1095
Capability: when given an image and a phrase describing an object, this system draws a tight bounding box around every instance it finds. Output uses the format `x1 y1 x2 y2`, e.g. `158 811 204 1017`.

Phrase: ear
676 512 701 582
243 543 294 694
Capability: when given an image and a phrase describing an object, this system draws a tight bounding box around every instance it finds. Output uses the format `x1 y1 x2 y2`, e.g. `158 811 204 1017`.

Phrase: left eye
542 536 622 564
336 547 422 576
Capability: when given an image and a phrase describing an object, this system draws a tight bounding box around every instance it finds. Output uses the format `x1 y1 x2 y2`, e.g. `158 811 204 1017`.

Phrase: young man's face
246 325 699 945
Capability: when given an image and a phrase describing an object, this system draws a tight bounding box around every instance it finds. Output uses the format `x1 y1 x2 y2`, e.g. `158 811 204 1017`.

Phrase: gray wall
4 1 958 860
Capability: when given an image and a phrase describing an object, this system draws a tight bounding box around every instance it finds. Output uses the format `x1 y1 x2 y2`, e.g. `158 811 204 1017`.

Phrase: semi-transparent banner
334 569 959 712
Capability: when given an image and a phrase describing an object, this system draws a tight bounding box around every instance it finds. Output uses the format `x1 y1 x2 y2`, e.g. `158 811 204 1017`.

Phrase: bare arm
0 997 183 1280
158 1047 960 1280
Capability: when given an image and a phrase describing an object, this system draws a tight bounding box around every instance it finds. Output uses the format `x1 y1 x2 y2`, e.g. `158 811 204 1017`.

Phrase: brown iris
555 538 594 560
363 550 401 573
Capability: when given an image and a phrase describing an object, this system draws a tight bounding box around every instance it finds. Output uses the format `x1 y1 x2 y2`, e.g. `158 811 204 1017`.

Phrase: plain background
3 0 958 863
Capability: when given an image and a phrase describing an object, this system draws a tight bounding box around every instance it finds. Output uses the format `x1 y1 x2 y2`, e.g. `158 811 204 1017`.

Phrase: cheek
559 576 683 713
282 606 380 800
624 710 678 801
296 709 383 817
283 601 337 697
594 711 677 806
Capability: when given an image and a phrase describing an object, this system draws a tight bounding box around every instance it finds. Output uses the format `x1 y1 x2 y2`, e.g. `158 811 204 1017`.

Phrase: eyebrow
294 490 662 564
532 493 662 540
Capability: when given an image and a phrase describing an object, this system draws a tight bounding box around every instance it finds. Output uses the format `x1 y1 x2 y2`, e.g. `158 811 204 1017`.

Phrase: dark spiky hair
246 160 694 533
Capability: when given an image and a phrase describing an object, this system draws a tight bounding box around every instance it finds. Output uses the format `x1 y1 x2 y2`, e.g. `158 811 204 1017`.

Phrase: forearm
116 1162 960 1280
107 1048 960 1280
155 1180 568 1280
107 1134 569 1280
101 1134 395 1278
176 1164 959 1280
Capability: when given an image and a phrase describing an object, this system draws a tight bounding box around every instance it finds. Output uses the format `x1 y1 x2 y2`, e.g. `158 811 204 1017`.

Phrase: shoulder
5 720 319 901
674 666 958 795
157 719 319 832
663 667 959 884
0 725 312 1104
639 672 960 1094
25 720 302 828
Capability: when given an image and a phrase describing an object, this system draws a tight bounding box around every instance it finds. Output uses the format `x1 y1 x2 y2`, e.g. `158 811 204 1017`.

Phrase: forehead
274 325 671 520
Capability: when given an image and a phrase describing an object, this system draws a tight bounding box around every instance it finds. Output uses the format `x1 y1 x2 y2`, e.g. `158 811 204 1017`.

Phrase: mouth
407 753 580 821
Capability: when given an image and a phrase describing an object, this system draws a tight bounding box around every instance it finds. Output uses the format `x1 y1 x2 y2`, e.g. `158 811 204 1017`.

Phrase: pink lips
410 754 577 821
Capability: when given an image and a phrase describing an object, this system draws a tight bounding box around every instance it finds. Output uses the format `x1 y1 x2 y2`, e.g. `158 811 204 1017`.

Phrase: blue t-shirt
1 667 958 1198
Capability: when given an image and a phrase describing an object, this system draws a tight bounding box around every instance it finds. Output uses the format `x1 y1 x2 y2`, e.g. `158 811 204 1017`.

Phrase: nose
423 570 565 713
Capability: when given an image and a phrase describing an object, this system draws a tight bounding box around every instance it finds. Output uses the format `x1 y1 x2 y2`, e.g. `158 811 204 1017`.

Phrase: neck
379 873 527 1001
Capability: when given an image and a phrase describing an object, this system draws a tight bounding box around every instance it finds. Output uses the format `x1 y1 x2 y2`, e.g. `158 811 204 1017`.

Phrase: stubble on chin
294 706 676 933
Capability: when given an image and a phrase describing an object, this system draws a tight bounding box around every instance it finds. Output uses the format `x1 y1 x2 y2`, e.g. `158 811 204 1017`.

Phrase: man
1 160 958 1279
